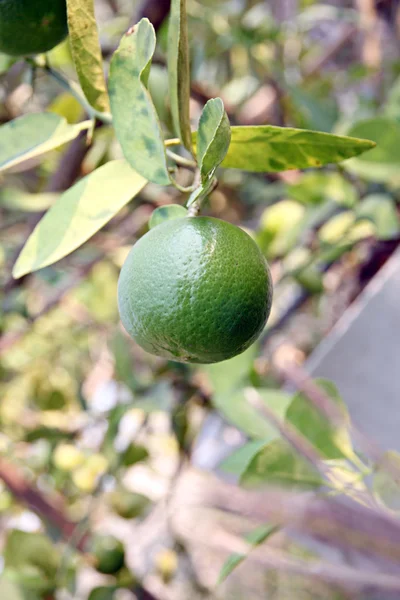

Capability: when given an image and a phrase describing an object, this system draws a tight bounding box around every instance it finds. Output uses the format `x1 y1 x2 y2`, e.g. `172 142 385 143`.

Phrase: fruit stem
41 61 113 125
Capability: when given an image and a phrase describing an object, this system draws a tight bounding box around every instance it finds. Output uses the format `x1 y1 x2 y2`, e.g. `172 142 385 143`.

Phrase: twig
209 526 400 595
44 64 112 125
204 481 400 567
245 387 330 479
0 458 87 550
277 363 391 473
166 149 197 169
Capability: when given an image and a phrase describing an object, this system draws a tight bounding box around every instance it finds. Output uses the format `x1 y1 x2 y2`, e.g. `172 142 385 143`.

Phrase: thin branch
277 363 396 478
0 458 87 550
208 526 400 595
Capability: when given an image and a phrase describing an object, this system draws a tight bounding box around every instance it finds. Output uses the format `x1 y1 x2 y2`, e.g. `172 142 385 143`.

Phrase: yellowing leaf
67 0 110 113
215 125 376 172
13 161 147 278
0 114 90 173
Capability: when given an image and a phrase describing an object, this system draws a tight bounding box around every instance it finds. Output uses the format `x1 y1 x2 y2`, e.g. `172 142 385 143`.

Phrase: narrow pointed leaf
168 0 192 151
218 524 279 584
197 98 231 182
0 114 90 173
286 379 353 460
241 439 323 489
193 125 375 173
66 0 110 112
13 161 147 278
109 19 170 184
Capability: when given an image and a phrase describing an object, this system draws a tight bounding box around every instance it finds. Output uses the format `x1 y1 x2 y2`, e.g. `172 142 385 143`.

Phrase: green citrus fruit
91 535 125 575
0 0 68 56
118 216 272 364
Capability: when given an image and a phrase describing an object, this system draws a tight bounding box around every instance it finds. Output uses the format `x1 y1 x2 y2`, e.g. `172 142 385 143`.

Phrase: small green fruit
118 217 272 364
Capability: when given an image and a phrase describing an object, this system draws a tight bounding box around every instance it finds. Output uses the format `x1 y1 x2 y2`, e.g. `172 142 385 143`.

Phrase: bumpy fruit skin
0 0 68 56
118 217 273 364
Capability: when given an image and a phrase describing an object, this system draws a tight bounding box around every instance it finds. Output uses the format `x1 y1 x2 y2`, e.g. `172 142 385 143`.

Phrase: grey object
307 246 400 452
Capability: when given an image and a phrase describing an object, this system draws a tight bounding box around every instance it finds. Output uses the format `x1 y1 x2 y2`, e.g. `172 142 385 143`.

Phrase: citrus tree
1 1 400 599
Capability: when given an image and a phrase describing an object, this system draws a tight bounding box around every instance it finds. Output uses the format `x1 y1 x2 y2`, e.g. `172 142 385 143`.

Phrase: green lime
118 217 272 364
0 0 68 56
91 535 125 575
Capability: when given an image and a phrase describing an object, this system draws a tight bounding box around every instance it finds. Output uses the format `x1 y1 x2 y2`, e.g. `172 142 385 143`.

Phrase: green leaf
204 344 257 397
373 451 400 512
197 98 231 182
285 379 353 460
0 577 40 600
109 19 170 185
220 439 268 476
288 85 338 133
213 125 375 172
241 439 323 489
218 524 278 584
355 194 400 240
167 0 192 151
13 160 146 278
66 0 110 112
149 204 188 229
4 530 59 580
0 114 90 174
88 587 117 600
0 188 57 212
122 444 149 466
286 172 358 207
214 387 292 440
0 53 17 75
343 118 400 182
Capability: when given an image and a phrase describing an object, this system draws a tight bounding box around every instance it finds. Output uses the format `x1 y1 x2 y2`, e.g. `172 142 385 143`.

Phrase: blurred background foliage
1 0 400 599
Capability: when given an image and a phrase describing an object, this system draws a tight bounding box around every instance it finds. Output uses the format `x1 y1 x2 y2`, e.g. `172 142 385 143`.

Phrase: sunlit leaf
168 0 192 151
13 160 147 278
286 379 353 459
218 524 279 584
109 19 170 184
210 125 375 172
66 0 110 112
197 98 231 182
0 577 39 600
241 439 323 489
0 114 90 173
220 439 269 476
0 188 57 212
